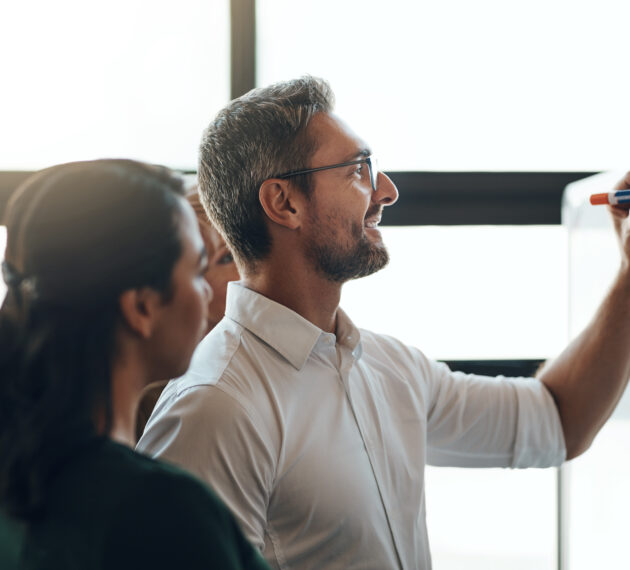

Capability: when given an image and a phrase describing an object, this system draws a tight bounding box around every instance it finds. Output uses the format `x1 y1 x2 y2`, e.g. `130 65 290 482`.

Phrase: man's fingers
613 170 630 191
608 204 630 218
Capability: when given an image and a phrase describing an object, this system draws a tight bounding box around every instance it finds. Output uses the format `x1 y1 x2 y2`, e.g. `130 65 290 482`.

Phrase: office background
1 1 629 568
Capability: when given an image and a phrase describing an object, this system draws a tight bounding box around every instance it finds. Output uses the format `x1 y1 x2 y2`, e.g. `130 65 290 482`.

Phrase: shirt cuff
511 378 567 468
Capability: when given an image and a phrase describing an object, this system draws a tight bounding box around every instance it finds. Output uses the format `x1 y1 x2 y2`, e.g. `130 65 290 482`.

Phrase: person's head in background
134 189 239 442
0 159 211 519
187 189 239 333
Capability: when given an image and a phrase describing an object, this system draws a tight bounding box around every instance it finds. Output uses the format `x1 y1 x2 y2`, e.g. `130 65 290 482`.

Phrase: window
257 0 630 172
0 0 230 170
341 226 567 360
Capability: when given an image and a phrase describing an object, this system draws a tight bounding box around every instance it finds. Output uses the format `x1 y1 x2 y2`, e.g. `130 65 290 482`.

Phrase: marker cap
590 193 609 205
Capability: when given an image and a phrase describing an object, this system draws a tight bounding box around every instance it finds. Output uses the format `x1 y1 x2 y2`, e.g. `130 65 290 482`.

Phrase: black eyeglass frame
275 156 379 192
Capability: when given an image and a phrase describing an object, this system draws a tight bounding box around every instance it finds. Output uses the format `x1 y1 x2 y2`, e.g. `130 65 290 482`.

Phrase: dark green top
0 437 270 570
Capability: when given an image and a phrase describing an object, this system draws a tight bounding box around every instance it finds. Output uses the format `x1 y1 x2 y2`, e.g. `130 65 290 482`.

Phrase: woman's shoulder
99 441 269 569
52 437 234 530
101 439 228 514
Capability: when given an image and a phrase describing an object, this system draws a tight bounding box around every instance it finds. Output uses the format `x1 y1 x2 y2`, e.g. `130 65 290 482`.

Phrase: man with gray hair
138 76 630 569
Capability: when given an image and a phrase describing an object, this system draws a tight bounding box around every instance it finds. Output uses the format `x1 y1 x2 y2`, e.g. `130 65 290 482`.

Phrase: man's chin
350 244 389 280
364 226 383 241
308 235 389 283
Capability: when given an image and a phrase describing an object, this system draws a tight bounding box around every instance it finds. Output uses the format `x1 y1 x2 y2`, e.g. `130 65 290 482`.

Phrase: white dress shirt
137 282 565 570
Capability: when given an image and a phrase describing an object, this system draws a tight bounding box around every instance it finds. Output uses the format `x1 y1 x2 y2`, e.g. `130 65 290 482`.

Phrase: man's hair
198 76 335 269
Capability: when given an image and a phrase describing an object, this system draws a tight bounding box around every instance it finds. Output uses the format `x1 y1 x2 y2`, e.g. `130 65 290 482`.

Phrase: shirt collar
334 306 363 360
225 282 322 370
225 282 363 370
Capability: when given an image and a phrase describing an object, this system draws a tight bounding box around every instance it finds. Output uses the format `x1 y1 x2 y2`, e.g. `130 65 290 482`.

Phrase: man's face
300 113 399 283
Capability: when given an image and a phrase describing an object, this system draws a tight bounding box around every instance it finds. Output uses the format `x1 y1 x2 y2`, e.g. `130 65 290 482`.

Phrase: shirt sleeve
423 359 566 468
103 469 270 570
136 383 276 552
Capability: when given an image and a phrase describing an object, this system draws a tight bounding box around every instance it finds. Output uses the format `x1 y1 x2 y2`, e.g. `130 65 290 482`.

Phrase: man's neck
242 261 342 334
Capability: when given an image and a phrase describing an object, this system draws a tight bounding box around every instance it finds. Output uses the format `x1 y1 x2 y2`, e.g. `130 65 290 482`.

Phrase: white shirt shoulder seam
175 324 246 395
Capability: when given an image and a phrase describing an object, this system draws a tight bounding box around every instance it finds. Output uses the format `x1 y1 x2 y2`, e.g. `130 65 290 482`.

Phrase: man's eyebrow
342 147 372 162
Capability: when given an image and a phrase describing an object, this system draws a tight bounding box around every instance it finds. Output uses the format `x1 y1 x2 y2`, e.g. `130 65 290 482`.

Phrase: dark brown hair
0 159 185 520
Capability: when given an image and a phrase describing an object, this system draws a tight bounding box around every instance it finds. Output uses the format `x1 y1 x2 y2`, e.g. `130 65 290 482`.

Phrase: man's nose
374 172 399 206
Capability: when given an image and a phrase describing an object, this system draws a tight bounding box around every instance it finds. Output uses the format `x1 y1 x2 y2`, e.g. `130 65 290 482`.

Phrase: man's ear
118 288 162 339
259 179 304 230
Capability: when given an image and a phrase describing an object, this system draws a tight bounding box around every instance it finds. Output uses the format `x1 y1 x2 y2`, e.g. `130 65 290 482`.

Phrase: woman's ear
118 288 162 338
259 179 305 230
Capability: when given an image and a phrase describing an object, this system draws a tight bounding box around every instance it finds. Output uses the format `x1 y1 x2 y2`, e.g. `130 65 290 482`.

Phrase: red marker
590 190 630 206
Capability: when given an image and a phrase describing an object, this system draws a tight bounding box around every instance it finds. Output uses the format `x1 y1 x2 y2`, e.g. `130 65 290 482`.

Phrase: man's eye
355 165 364 175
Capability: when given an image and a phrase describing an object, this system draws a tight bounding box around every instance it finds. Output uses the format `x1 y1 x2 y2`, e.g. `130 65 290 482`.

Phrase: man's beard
305 209 389 283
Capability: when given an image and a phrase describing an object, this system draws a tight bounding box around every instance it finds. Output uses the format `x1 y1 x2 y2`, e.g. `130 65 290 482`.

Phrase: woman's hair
0 159 185 520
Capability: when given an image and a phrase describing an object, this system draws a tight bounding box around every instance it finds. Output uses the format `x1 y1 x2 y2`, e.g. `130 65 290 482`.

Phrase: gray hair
198 76 335 269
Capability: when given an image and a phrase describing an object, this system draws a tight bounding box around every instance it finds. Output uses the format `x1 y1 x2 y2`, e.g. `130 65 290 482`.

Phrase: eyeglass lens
369 157 379 191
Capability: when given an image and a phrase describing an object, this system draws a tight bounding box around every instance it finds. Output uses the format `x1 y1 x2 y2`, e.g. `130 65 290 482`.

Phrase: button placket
340 365 405 570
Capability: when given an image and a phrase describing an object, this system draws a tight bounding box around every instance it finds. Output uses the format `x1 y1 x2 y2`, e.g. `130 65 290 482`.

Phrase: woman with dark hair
0 160 269 569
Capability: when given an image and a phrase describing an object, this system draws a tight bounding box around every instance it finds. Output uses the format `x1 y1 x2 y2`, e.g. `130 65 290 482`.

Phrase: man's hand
609 171 630 270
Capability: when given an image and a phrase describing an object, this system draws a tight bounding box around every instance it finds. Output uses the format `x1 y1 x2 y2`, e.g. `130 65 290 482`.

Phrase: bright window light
341 226 568 361
258 0 630 172
0 0 230 170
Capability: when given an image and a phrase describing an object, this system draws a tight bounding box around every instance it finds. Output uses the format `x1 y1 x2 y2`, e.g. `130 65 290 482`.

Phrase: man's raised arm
539 171 630 459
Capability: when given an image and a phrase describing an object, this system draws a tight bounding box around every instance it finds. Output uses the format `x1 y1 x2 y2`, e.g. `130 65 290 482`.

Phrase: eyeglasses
276 156 379 192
